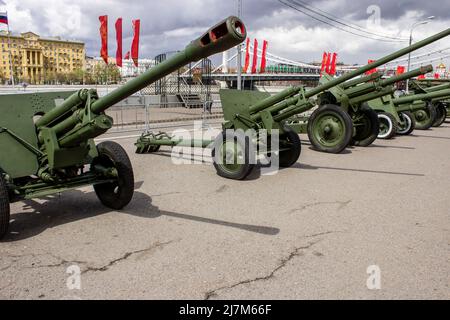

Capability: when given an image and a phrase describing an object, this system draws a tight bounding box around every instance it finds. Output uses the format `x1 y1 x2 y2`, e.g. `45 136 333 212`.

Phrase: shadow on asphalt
293 163 425 177
4 182 279 242
412 134 450 140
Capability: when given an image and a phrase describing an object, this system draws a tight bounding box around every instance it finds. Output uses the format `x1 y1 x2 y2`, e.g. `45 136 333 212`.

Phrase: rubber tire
93 141 135 210
397 111 416 136
279 126 302 168
377 112 398 140
212 131 255 180
0 175 10 240
414 103 437 130
307 104 353 154
351 105 380 147
432 104 447 128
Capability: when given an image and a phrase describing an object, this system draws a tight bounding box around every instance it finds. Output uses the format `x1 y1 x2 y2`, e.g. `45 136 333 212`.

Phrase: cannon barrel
344 65 433 98
341 72 383 89
92 16 246 114
393 88 450 105
304 28 450 100
380 65 433 87
38 16 245 132
422 82 450 93
251 28 450 122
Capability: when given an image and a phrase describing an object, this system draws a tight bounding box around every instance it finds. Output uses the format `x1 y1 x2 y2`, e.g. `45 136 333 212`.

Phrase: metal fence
106 99 223 133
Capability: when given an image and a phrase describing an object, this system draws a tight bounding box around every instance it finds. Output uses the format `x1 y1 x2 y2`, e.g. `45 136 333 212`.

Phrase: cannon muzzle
91 16 246 113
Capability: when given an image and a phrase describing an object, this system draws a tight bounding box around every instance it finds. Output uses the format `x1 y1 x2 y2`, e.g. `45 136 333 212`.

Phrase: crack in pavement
203 230 342 300
2 240 177 274
288 200 352 214
82 240 176 274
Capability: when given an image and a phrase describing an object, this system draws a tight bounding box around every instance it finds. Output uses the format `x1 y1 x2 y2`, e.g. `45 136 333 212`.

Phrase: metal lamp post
406 16 435 93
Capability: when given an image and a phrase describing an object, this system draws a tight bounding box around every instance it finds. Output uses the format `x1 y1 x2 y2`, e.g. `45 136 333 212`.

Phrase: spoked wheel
307 104 353 154
397 111 416 136
0 174 11 240
350 104 380 147
413 103 437 130
278 126 302 168
212 131 255 180
92 141 135 210
432 103 447 128
377 112 398 140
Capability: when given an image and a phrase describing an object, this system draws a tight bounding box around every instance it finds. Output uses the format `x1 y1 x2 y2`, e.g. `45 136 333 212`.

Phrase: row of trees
0 64 122 85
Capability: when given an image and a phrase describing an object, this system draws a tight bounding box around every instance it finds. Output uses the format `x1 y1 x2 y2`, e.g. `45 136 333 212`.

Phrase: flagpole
6 11 14 87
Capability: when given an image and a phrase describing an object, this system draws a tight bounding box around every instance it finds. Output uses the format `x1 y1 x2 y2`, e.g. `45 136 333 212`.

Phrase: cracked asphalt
1 121 449 300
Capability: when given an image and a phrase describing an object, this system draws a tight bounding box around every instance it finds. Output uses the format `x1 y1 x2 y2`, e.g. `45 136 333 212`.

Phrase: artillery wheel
0 175 10 240
278 126 302 168
93 141 135 210
350 105 380 147
432 103 447 128
397 111 416 136
413 103 437 130
377 112 398 140
307 104 353 154
212 131 255 180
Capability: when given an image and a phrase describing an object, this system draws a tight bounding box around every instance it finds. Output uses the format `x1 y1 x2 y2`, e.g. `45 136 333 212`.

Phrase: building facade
120 59 156 78
0 31 85 84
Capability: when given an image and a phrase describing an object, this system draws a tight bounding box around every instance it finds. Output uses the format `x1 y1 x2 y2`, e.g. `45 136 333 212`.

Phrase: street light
406 16 435 93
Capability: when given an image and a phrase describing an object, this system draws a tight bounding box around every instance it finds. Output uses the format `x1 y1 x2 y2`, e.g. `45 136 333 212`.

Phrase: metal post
406 16 435 93
237 0 242 90
6 11 14 87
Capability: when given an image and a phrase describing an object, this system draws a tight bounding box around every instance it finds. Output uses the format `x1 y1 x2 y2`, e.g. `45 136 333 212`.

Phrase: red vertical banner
325 52 332 74
330 53 338 75
366 59 377 75
251 39 258 74
99 15 108 64
131 19 140 67
243 38 251 73
396 66 405 75
260 40 268 73
320 52 328 76
115 18 123 67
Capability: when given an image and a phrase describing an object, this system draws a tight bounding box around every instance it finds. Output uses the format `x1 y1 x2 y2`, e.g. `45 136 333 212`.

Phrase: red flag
131 19 140 67
99 15 108 64
320 52 328 76
434 73 440 79
365 59 377 75
243 38 251 73
396 66 405 75
251 39 258 74
418 74 426 80
115 18 123 67
260 40 268 73
330 53 338 76
124 51 130 60
325 52 332 74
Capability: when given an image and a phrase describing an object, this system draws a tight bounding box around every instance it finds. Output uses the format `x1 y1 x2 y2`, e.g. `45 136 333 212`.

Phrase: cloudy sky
1 0 449 66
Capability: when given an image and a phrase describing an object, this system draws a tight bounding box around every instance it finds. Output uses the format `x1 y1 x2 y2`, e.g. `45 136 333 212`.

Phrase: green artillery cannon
136 27 450 180
0 16 246 239
409 81 450 127
366 86 450 139
288 65 433 146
